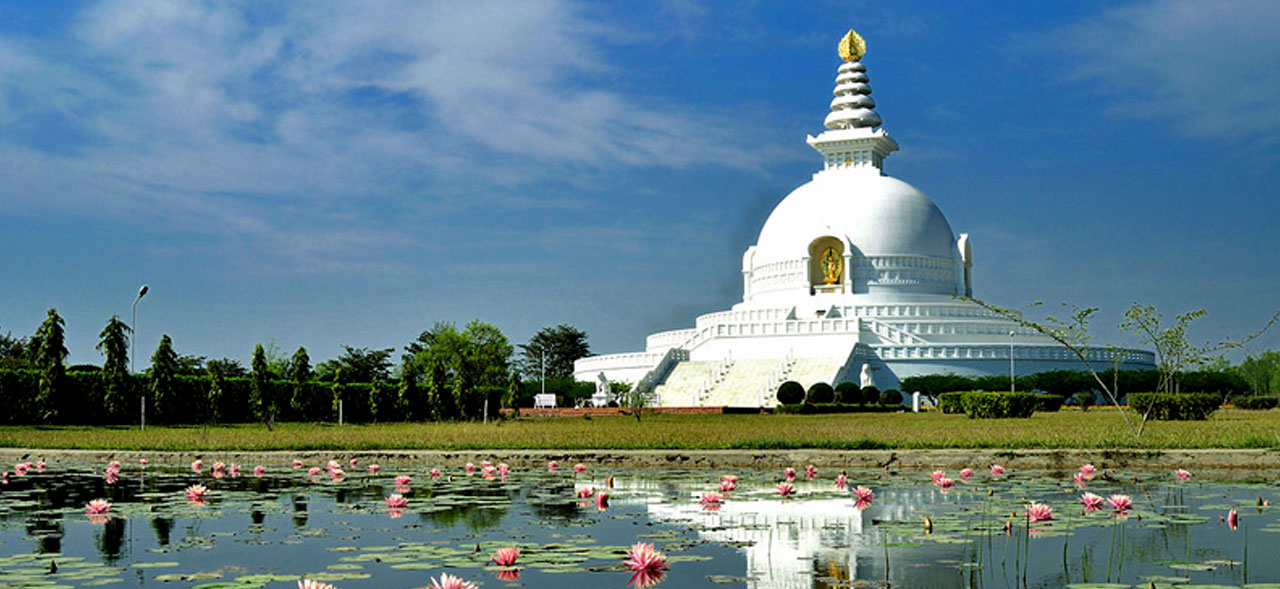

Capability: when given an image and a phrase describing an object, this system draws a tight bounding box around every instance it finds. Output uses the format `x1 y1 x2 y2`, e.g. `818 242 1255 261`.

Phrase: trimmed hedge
879 388 903 406
860 385 880 405
807 382 835 404
774 403 905 414
939 392 966 414
1127 392 1219 421
961 392 1038 419
1033 394 1066 412
834 381 860 404
776 381 805 405
1234 396 1278 410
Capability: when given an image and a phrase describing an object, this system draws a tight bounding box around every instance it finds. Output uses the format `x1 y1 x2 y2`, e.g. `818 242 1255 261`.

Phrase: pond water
0 459 1277 588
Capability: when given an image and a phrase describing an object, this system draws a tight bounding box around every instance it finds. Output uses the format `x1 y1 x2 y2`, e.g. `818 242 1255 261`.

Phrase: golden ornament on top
838 29 866 62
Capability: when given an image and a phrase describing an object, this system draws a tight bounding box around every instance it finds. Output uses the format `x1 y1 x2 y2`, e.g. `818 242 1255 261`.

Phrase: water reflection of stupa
604 475 947 589
575 29 1154 405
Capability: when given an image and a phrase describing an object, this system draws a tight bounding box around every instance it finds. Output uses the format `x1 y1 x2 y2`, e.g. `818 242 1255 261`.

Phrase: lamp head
138 285 149 298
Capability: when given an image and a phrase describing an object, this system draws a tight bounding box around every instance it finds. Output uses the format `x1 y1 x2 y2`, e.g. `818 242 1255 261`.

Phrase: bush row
0 368 505 425
1234 396 1278 410
777 380 903 406
774 403 905 414
1127 393 1220 421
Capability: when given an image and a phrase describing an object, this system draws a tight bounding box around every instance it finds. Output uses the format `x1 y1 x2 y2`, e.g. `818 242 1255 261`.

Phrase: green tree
316 346 393 383
405 320 513 420
331 368 347 422
33 308 68 423
1235 350 1280 397
505 371 522 413
1121 304 1280 394
0 326 31 370
288 347 312 382
206 358 247 378
95 315 132 418
517 324 590 380
250 343 277 429
149 335 179 423
397 359 421 420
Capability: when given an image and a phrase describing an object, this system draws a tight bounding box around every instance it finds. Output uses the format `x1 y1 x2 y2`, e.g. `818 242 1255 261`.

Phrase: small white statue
859 363 875 389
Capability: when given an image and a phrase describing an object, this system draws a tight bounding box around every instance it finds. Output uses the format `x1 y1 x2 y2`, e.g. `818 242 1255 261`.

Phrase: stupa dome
753 171 958 264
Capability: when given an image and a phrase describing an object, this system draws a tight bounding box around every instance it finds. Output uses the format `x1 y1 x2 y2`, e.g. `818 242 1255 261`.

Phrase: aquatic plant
1079 492 1104 512
491 545 519 566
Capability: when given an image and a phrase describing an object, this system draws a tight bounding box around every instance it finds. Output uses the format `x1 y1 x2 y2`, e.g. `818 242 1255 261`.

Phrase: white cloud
1052 0 1280 150
0 0 787 273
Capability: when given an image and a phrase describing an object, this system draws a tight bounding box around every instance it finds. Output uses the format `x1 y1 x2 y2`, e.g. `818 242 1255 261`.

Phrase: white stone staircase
699 360 779 407
787 358 843 389
652 361 717 407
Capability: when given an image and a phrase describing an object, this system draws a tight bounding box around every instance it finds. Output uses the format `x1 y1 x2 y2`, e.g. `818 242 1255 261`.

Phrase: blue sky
2 0 1278 368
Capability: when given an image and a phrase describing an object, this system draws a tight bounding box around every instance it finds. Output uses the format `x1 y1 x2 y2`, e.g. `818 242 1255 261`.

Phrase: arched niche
808 236 845 293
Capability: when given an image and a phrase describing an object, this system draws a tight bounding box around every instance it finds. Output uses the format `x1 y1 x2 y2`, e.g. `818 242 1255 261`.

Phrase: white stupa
575 30 1153 407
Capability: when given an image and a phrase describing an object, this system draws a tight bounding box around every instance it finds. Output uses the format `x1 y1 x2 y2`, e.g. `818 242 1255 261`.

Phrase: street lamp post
132 285 148 429
1008 330 1016 393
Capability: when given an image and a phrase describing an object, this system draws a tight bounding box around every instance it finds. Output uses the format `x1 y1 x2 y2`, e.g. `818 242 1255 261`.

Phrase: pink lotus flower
853 485 875 503
854 497 873 510
292 459 304 469
931 470 946 483
395 475 412 486
834 473 848 490
429 572 477 589
137 459 147 467
385 494 408 509
185 484 210 501
298 579 338 589
497 463 510 476
1079 463 1096 477
368 464 380 473
212 462 226 473
191 459 203 472
1079 492 1104 512
934 477 954 490
349 458 358 467
1228 508 1239 530
480 460 491 468
1175 469 1191 481
429 468 442 480
624 542 669 573
491 545 519 566
960 468 974 479
85 499 111 515
804 465 817 479
990 465 1006 476
719 479 736 492
35 460 46 472
548 460 559 469
1106 494 1132 513
1025 502 1053 522
776 482 795 496
783 467 796 481
307 467 322 477
481 466 496 479
573 463 587 474
1073 472 1090 487
464 463 475 474
254 466 266 477
596 491 610 511
328 467 345 479
699 491 723 505
327 460 340 470
106 460 120 470
227 464 241 478
576 487 593 499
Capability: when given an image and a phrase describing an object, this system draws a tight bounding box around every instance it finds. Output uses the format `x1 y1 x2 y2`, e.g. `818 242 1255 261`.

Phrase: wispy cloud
1046 0 1280 155
0 0 786 273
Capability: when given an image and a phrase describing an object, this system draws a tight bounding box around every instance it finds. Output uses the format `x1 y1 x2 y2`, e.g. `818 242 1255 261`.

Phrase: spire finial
838 29 866 62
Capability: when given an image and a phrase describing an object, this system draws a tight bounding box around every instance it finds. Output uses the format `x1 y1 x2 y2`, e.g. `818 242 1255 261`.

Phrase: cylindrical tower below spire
824 61 881 130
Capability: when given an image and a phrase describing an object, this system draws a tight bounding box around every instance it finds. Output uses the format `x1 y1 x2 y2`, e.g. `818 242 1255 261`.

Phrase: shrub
860 385 880 405
835 381 860 404
1033 394 1065 412
962 392 1037 419
1075 392 1095 411
776 381 805 405
939 392 967 414
1127 393 1219 421
807 382 835 404
1235 396 1279 410
879 388 903 406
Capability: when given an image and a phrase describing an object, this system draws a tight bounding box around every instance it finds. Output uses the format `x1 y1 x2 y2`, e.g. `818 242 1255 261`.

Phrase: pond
0 458 1277 588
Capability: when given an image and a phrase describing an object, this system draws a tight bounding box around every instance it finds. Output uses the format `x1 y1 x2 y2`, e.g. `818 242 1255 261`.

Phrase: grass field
1 409 1277 451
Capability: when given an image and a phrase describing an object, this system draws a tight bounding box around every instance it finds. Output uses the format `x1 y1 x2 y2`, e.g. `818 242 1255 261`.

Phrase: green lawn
1 409 1277 451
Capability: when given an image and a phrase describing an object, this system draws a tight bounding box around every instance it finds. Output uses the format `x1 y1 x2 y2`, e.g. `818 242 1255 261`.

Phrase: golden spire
838 29 866 62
